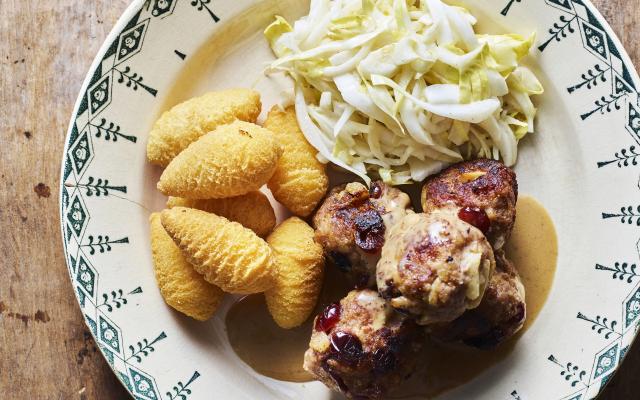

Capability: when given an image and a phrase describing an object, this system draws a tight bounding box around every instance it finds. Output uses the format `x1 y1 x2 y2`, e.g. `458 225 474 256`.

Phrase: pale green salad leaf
265 0 543 185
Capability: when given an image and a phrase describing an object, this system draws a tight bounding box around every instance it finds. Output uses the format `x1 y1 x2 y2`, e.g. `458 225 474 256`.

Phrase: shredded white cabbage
265 0 543 185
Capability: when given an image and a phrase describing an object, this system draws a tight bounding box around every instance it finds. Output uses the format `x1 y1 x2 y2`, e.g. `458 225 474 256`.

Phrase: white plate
60 0 640 398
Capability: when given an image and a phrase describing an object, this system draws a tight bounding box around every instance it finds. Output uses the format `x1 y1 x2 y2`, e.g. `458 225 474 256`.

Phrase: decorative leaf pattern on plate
127 331 168 363
82 235 129 255
547 355 588 388
99 287 143 312
501 0 522 16
567 64 610 93
166 371 201 400
538 14 577 52
89 118 138 143
602 205 640 225
576 312 621 339
595 262 640 283
597 146 639 168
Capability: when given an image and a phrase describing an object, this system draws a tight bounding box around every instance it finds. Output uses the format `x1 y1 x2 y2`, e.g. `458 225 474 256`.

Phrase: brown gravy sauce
226 195 558 396
226 295 314 382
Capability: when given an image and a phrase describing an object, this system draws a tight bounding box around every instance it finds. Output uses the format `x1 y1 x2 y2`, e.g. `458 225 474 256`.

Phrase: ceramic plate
60 0 640 398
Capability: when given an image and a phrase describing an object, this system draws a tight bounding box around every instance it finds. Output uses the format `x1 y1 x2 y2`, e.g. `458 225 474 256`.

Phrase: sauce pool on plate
505 195 559 331
226 267 352 383
226 295 314 383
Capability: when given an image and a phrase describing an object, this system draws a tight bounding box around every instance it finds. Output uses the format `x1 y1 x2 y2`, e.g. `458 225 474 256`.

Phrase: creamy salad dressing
226 195 558 394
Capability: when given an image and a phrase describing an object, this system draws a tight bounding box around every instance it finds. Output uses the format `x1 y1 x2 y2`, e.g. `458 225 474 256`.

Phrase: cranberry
369 182 383 199
372 348 396 373
329 331 363 366
354 209 385 253
458 207 491 234
315 302 341 333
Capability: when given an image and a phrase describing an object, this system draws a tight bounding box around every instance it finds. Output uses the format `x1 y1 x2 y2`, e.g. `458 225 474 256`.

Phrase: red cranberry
329 331 363 366
458 207 491 234
369 182 383 199
354 209 385 253
315 302 341 333
372 348 397 373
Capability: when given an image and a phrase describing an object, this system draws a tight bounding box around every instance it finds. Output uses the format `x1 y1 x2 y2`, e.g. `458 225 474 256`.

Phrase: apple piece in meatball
313 181 413 288
377 211 495 325
429 251 526 349
421 159 517 250
304 289 421 400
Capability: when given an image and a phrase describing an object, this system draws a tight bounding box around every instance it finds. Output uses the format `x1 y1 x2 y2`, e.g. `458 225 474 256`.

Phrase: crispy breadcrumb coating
157 121 283 199
166 191 276 237
147 89 261 167
265 217 325 329
161 207 275 294
264 106 328 217
149 213 224 320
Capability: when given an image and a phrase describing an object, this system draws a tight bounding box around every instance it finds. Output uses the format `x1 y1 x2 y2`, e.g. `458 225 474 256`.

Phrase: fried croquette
147 89 261 167
166 191 276 237
149 213 224 320
157 121 283 199
161 207 275 294
264 106 329 217
265 217 325 329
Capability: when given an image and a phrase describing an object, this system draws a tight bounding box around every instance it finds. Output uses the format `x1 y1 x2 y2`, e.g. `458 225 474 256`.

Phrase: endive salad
265 0 543 185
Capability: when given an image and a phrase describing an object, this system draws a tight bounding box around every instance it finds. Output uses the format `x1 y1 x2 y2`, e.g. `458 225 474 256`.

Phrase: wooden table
0 0 638 398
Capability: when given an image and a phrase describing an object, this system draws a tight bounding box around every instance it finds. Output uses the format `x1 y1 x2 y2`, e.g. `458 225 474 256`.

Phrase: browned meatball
313 181 413 288
428 251 526 348
421 159 517 249
304 289 421 400
377 211 495 325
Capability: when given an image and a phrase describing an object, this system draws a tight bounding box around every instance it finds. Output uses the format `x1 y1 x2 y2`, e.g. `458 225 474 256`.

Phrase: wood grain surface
0 1 637 399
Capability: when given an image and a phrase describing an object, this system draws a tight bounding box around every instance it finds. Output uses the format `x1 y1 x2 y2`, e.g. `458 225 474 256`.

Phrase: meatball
304 289 421 400
421 159 517 249
313 181 413 287
429 251 526 348
377 211 495 325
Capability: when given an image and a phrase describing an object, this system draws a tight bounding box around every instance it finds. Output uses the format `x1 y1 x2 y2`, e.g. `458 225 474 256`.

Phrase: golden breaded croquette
161 207 275 294
167 191 276 237
157 121 283 199
264 106 328 217
147 89 261 167
149 213 224 321
265 217 325 329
